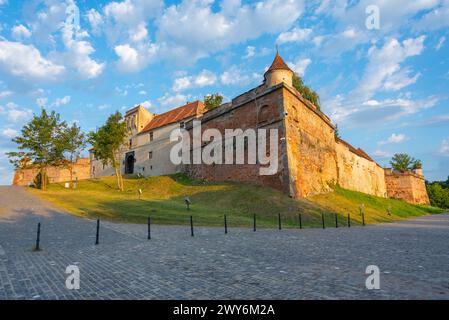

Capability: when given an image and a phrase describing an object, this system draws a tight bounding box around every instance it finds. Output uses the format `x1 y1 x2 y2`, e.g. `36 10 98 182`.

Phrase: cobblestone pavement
1 186 449 300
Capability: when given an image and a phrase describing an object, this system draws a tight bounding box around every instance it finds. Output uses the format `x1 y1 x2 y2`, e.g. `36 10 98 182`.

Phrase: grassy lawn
30 174 444 228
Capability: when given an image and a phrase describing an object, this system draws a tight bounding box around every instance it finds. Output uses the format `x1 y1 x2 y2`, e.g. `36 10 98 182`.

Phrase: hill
30 174 444 228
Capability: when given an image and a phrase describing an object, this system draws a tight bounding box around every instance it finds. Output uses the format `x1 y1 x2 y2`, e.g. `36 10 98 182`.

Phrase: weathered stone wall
13 158 91 186
283 87 338 198
335 140 387 197
385 169 430 204
183 85 289 194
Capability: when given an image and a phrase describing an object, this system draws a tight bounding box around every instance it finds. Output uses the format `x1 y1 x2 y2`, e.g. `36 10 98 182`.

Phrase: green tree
204 93 223 110
427 183 449 209
59 123 87 188
292 73 321 109
334 124 341 140
7 109 67 191
389 153 420 172
412 159 422 170
88 112 127 191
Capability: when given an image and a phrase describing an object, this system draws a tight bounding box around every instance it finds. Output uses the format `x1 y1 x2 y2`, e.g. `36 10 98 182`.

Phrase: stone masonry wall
335 140 387 197
385 169 430 205
13 158 91 186
184 85 289 194
283 87 338 198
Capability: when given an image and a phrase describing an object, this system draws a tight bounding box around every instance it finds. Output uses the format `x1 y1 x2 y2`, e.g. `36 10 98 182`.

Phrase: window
180 122 185 129
129 139 132 148
142 167 145 171
149 132 154 141
148 151 153 160
150 165 153 170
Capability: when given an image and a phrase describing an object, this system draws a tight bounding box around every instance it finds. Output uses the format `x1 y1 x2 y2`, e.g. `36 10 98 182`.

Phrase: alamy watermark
365 5 380 30
65 265 80 290
170 120 279 176
365 265 380 290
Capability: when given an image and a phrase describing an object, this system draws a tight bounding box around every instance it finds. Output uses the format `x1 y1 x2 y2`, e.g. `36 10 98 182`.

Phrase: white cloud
276 27 311 44
289 58 311 77
373 150 392 158
114 43 158 72
59 25 105 79
36 97 48 107
1 128 18 138
0 91 13 99
157 0 304 62
244 46 255 59
383 68 421 91
172 70 217 91
86 9 104 35
353 36 426 101
0 102 33 123
11 24 32 40
440 138 449 156
98 104 110 110
139 90 147 95
158 93 190 108
0 41 64 80
139 100 152 109
414 0 449 31
220 66 261 86
51 95 71 107
435 36 446 50
379 133 408 145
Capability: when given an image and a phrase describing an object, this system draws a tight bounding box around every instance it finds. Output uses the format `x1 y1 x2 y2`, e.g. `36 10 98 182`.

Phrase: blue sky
0 0 448 185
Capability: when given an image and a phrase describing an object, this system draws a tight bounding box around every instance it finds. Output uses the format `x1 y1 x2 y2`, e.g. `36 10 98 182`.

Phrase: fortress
14 53 430 205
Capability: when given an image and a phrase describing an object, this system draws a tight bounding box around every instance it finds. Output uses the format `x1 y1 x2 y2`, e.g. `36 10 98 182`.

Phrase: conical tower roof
265 52 292 73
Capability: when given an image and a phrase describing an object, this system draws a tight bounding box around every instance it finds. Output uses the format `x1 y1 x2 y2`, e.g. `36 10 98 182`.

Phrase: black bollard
348 213 351 228
321 213 325 229
190 216 194 237
278 213 282 230
362 212 365 226
298 213 302 229
224 214 228 234
253 214 256 232
335 213 338 228
35 222 41 251
95 219 100 245
147 216 151 240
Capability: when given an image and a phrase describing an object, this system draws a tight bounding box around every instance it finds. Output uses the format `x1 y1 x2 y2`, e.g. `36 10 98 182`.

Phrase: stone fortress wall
12 158 91 186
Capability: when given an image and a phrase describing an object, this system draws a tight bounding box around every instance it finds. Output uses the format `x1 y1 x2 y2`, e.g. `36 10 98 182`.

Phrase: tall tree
390 153 421 172
88 112 127 191
204 93 223 110
292 73 321 109
59 123 87 188
7 109 67 191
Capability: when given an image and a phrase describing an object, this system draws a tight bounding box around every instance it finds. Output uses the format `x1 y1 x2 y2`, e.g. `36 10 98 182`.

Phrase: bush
427 183 449 209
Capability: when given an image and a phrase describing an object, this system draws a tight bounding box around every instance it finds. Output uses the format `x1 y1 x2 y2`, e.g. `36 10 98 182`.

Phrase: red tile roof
266 53 292 73
141 100 205 132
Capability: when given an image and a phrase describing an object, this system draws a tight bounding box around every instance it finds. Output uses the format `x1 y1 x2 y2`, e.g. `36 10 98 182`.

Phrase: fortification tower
264 52 293 88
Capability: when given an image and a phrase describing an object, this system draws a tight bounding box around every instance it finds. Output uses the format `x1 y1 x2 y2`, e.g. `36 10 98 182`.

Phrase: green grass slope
30 174 444 228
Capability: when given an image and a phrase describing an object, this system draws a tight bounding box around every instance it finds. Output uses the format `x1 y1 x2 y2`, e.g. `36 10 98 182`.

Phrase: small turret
264 52 293 88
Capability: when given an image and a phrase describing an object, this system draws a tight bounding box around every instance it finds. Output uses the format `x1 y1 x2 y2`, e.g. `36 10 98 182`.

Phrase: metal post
224 214 228 234
190 216 194 237
299 213 302 229
35 223 41 251
95 219 100 245
348 213 351 228
278 213 282 230
335 213 338 228
147 216 151 240
253 214 256 232
321 213 325 229
362 211 365 226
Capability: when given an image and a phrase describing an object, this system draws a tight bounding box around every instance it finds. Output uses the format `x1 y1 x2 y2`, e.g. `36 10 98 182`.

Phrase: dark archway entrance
125 152 135 174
